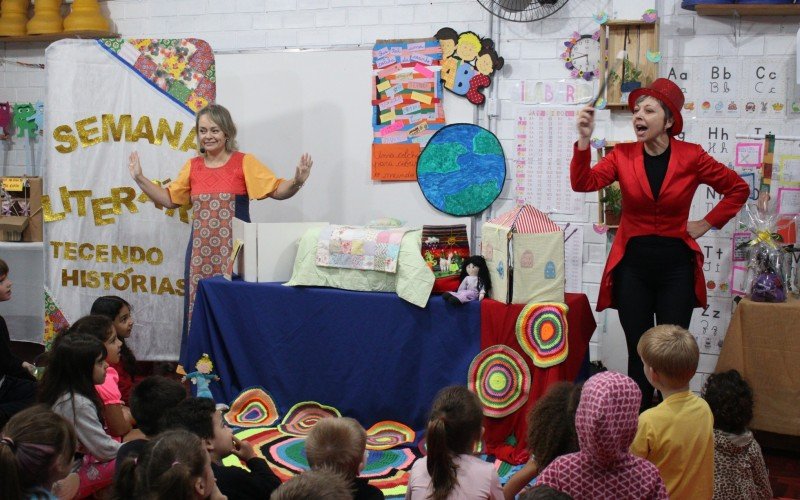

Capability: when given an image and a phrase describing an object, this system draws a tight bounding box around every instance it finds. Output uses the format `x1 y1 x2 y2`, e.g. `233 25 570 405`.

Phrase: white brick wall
0 0 794 370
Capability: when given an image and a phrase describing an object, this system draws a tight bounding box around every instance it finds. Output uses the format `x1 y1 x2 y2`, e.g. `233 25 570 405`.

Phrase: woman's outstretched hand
128 151 143 180
294 153 313 186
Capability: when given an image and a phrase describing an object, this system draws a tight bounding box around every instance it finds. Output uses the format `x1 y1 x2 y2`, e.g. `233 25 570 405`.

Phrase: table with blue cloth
182 277 595 443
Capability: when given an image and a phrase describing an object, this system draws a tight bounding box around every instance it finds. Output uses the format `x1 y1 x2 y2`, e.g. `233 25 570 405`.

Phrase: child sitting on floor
405 385 503 500
631 324 714 500
63 315 133 439
38 334 121 498
703 369 772 500
503 382 582 498
271 469 352 500
305 417 384 500
90 296 137 405
115 429 225 500
537 371 667 499
161 396 281 500
114 375 188 477
0 404 77 500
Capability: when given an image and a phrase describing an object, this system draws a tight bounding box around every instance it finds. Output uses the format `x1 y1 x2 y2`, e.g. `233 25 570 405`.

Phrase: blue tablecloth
181 277 481 433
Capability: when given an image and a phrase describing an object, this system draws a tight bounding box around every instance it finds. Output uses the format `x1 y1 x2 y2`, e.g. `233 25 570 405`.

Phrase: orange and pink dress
167 151 284 356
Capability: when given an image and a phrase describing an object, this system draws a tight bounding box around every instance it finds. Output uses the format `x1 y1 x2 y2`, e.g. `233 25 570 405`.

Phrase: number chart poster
44 39 212 359
371 38 445 181
515 107 584 214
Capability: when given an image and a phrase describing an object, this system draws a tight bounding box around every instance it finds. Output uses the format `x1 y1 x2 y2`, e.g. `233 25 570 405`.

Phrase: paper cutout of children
434 28 504 105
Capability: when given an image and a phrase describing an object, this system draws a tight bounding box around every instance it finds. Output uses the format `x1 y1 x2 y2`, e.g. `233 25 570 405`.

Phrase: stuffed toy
443 255 492 304
182 353 220 399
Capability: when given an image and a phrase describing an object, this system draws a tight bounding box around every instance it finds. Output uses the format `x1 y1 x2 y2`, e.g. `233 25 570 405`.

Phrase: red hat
628 78 685 136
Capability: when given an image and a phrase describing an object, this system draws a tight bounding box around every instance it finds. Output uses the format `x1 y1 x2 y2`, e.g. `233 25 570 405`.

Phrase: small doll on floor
183 353 220 400
443 255 492 305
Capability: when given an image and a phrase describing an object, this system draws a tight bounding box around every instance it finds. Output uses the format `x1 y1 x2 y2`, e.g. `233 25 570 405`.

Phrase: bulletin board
216 49 476 228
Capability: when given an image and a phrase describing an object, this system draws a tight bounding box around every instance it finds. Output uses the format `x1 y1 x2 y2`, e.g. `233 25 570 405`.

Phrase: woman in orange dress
129 104 312 361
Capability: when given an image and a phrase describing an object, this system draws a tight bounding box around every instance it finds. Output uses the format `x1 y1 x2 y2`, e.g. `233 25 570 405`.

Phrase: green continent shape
473 130 503 156
444 180 498 215
417 143 468 174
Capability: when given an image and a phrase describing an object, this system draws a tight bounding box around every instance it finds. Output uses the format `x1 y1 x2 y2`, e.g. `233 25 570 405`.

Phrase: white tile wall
1 0 795 373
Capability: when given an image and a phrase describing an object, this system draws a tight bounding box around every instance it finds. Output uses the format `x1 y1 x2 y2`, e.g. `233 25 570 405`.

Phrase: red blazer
571 138 750 312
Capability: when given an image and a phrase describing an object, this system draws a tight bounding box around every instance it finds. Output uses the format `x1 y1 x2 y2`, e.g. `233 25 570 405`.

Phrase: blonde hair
196 104 239 153
637 324 699 388
457 32 481 53
270 469 352 500
305 417 366 479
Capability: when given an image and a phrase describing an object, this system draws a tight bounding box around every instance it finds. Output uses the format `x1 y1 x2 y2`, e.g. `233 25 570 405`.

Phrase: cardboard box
0 177 43 242
0 216 28 241
232 219 328 282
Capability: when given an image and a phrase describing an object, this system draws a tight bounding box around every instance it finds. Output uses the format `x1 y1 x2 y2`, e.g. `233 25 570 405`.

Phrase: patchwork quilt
316 224 410 273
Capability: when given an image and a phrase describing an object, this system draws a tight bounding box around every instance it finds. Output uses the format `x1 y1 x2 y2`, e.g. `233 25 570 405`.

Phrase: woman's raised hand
294 153 313 186
128 151 143 180
576 106 596 140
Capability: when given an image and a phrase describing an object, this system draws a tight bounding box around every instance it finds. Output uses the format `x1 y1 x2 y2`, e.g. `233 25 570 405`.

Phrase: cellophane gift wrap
738 204 795 303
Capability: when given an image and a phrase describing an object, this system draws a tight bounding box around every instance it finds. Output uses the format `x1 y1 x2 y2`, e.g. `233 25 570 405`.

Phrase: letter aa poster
44 39 215 359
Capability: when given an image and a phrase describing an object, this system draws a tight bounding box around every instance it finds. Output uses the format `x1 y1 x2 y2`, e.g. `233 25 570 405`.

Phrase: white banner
44 39 215 360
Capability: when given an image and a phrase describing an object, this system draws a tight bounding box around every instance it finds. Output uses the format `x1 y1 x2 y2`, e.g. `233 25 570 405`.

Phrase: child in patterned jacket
703 369 772 500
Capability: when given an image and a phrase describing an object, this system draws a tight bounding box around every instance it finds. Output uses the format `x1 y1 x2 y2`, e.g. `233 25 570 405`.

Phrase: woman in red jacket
572 78 749 410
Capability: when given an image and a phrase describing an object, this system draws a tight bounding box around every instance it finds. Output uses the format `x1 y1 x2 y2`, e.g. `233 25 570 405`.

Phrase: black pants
0 375 37 428
613 236 696 410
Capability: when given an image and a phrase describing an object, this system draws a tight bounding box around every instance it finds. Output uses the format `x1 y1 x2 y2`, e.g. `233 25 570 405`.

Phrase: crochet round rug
366 421 416 450
276 401 341 436
516 302 569 368
223 387 279 428
468 345 531 418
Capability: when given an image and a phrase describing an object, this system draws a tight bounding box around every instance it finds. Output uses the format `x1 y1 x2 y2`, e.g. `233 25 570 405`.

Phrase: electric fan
476 0 568 22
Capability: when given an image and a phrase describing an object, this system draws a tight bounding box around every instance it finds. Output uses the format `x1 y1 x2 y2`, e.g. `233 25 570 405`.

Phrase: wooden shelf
695 4 800 16
0 31 118 43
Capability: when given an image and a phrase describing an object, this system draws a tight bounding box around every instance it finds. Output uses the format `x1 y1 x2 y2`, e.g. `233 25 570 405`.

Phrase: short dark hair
0 258 8 277
703 369 754 434
130 376 187 436
159 397 216 439
520 485 573 500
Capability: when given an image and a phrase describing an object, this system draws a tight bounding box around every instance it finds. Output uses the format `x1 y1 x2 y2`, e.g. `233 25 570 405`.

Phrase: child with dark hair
160 397 281 500
518 485 572 500
0 258 37 429
0 404 77 500
270 469 352 500
114 429 225 500
38 333 120 498
90 296 137 404
703 370 772 500
305 417 384 499
64 314 132 439
115 375 188 476
405 385 503 499
503 382 582 498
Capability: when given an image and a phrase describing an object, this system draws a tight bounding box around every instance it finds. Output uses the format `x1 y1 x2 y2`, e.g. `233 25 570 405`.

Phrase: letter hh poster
44 39 215 359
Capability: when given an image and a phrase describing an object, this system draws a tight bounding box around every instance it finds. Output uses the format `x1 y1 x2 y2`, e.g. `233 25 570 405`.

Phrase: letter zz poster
44 39 215 359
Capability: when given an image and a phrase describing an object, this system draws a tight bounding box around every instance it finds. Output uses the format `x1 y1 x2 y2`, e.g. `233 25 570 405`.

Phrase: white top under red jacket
570 138 750 311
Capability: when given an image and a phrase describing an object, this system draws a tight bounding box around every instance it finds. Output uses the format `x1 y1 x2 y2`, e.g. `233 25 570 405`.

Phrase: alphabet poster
515 106 584 214
44 39 212 359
